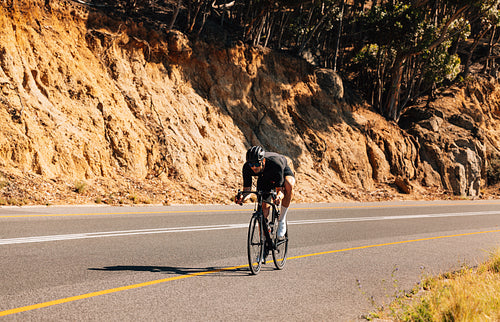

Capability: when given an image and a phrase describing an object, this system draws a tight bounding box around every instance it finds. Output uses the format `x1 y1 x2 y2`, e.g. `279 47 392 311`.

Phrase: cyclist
235 146 296 238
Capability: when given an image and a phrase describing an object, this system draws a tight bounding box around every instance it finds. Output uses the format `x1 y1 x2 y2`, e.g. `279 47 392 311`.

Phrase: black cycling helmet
246 146 265 163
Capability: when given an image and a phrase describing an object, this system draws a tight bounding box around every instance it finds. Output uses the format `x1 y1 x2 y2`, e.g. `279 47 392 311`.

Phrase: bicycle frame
242 190 279 244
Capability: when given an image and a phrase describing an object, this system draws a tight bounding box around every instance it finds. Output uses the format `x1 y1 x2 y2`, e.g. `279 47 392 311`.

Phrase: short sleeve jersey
242 152 289 190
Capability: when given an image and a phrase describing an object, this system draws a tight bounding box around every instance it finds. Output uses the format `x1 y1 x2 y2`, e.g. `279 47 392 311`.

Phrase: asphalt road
1 200 500 321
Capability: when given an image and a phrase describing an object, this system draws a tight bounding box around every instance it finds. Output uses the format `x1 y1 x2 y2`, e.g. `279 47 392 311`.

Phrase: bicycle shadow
88 265 253 277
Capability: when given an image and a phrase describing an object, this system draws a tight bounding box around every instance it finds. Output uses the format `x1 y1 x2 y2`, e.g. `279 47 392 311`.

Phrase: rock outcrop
0 0 499 205
399 78 500 197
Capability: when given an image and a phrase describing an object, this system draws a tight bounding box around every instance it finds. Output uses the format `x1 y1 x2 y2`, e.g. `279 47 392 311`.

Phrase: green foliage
350 0 485 119
0 178 8 190
482 0 500 27
403 299 433 321
359 2 427 52
74 181 87 194
423 41 461 85
352 44 379 68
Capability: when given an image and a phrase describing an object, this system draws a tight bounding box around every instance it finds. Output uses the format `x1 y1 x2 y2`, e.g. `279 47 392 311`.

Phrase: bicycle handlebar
237 189 277 197
237 189 279 206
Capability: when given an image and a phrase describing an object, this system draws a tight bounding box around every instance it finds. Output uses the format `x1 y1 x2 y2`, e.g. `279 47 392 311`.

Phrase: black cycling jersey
242 152 294 191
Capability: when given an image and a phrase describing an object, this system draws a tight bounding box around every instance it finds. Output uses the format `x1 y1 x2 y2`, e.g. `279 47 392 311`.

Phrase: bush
74 181 87 194
0 175 8 190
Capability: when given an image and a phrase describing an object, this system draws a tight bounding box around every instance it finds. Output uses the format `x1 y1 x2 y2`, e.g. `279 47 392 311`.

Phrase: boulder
314 68 344 100
395 176 413 194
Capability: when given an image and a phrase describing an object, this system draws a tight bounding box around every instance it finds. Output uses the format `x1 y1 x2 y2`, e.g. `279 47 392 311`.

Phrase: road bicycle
238 190 288 275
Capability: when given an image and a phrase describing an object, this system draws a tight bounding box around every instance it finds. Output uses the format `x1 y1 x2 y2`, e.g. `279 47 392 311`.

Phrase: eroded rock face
400 82 493 197
0 0 499 205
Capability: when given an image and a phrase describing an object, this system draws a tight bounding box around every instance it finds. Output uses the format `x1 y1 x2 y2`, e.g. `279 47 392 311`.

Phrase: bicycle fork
260 213 277 250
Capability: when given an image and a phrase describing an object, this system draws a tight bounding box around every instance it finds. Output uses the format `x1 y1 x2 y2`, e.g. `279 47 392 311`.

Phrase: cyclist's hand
235 193 243 205
273 191 284 205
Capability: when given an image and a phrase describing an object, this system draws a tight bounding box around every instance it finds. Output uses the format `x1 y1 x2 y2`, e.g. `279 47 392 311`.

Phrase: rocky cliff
0 0 499 206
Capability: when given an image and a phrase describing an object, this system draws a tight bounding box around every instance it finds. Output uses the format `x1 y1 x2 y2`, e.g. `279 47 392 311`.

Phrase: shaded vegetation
63 0 500 122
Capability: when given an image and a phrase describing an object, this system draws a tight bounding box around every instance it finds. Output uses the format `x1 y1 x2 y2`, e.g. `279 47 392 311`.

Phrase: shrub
74 181 87 194
0 177 8 190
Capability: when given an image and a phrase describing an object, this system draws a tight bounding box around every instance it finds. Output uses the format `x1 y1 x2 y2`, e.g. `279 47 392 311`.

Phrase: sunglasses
248 161 262 168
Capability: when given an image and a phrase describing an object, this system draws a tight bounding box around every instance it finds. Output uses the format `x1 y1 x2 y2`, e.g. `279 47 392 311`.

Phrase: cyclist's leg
278 175 295 237
282 175 295 209
262 202 270 219
260 203 271 262
256 176 271 219
280 175 295 218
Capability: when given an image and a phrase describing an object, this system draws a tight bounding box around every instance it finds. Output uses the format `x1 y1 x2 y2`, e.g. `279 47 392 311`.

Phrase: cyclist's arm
237 164 254 204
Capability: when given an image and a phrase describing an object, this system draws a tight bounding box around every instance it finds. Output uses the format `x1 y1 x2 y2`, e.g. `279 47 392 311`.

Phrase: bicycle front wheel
247 214 264 275
272 217 288 270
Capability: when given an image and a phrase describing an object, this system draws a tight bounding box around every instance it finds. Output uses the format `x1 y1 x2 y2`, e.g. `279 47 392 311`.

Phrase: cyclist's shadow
88 265 251 276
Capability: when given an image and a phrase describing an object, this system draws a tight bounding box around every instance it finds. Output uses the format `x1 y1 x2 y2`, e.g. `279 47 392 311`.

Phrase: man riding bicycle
235 146 296 238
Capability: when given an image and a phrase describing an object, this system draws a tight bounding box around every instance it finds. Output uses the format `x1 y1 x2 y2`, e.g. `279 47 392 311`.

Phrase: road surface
1 200 500 320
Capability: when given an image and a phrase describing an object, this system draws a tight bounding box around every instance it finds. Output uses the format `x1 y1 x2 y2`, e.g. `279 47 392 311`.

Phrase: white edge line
1 211 499 245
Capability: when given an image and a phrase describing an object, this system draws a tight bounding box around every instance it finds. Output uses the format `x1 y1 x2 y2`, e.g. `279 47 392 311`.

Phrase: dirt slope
0 0 499 206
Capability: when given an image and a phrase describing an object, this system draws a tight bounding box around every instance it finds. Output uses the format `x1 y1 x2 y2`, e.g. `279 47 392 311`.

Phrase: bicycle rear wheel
247 214 264 275
272 214 288 270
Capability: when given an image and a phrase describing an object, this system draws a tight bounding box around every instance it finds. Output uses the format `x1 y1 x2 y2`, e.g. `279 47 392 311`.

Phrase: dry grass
372 249 500 321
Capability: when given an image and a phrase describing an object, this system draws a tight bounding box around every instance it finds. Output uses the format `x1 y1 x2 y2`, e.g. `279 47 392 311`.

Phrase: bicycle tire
272 211 288 270
247 214 264 275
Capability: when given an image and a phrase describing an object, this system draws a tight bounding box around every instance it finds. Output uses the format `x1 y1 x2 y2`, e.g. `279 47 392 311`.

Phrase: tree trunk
187 1 204 34
253 13 267 46
196 1 211 38
263 12 274 48
298 4 336 56
168 0 182 31
373 46 386 107
297 0 315 48
382 56 405 121
277 11 288 49
463 26 490 77
483 25 497 74
332 0 344 72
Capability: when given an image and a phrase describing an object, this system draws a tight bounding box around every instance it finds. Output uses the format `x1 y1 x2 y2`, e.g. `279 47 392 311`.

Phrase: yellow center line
287 229 500 260
0 263 247 317
2 201 500 218
1 228 500 317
